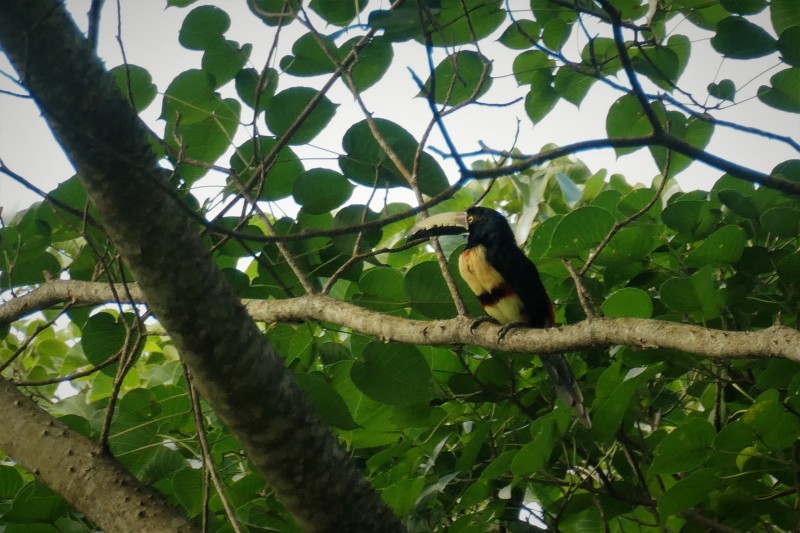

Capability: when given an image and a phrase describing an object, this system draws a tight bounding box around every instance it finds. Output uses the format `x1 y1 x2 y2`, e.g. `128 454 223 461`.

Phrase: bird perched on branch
408 206 591 428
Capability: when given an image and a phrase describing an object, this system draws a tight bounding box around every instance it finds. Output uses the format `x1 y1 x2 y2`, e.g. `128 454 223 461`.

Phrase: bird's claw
469 316 498 334
497 322 527 342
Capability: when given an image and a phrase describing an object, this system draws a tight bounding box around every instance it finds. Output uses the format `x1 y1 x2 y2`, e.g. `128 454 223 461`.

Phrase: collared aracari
409 206 591 428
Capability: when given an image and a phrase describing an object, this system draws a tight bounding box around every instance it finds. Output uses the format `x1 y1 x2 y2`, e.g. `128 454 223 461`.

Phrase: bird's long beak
407 211 469 241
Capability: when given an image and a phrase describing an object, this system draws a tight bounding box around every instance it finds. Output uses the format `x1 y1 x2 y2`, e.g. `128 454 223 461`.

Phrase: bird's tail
540 354 591 428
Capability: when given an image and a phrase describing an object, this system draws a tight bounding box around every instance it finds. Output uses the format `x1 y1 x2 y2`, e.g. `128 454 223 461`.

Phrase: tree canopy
1 0 799 531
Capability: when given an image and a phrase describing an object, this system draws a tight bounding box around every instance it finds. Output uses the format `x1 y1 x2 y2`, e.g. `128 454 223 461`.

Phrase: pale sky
1 1 797 220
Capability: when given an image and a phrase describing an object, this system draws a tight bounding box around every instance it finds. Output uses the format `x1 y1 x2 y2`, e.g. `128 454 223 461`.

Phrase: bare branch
4 281 799 363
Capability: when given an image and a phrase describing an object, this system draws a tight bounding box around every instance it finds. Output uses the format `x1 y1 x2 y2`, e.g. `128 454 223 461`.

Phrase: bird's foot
497 322 527 342
469 316 498 334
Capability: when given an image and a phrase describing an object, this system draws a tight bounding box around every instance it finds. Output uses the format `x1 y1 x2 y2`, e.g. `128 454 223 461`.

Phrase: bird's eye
467 215 474 224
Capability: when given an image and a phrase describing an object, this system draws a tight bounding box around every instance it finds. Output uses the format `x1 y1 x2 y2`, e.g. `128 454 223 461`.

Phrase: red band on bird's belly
478 282 516 307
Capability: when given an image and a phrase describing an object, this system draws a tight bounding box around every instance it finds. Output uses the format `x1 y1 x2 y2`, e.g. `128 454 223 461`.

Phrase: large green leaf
685 224 746 267
657 469 721 517
350 343 435 405
339 118 448 196
650 418 716 474
110 65 157 112
425 51 492 106
601 287 653 318
294 372 359 430
426 0 506 47
229 136 304 201
178 5 229 50
280 32 338 76
202 39 251 87
404 261 457 319
309 0 368 26
757 68 800 113
161 69 220 125
292 168 353 215
711 16 777 59
547 206 616 257
81 312 127 366
265 87 338 144
660 265 724 319
167 98 240 184
771 0 800 34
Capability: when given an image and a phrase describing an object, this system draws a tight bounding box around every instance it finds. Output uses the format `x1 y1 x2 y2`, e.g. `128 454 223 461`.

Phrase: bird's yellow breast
458 246 526 325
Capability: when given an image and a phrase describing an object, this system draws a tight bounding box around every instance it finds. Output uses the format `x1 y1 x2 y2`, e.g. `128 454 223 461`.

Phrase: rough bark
3 280 799 363
0 2 403 532
0 377 194 532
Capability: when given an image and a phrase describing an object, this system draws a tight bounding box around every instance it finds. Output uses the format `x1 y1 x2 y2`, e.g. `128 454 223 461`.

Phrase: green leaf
777 26 800 66
235 67 277 115
510 418 556 475
601 288 653 318
425 51 492 106
591 363 645 443
0 465 23 499
356 267 407 313
168 98 240 184
309 0 367 26
161 69 220 125
292 168 353 215
426 0 506 47
172 467 204 516
229 136 304 201
110 65 157 112
685 225 746 267
294 372 359 430
249 0 299 26
742 390 800 450
279 32 337 76
265 87 337 144
721 0 767 15
81 312 127 366
661 199 720 239
524 73 559 123
350 343 434 405
771 0 800 34
512 50 555 86
382 478 426 515
498 20 541 49
547 206 616 257
339 118 448 196
404 261 457 319
660 265 723 319
631 45 680 90
5 481 68 523
594 226 653 265
179 5 229 50
554 67 595 106
651 114 714 175
657 469 721 517
341 36 394 91
331 205 382 254
757 68 800 113
202 39 251 87
606 94 654 155
760 206 800 237
711 16 777 59
650 418 716 474
541 18 571 50
708 79 736 101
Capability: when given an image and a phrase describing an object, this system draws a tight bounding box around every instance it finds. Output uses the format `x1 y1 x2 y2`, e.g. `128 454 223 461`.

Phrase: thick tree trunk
0 2 403 531
0 377 195 532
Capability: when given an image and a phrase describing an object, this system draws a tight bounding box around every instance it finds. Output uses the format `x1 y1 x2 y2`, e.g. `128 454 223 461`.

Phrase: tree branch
0 376 194 532
3 281 799 363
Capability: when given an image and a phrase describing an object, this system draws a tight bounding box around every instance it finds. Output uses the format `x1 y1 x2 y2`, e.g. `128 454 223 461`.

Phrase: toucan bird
408 206 591 428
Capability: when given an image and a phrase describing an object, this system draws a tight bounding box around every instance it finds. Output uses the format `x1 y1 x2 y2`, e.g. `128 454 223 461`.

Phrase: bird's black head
465 207 516 248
